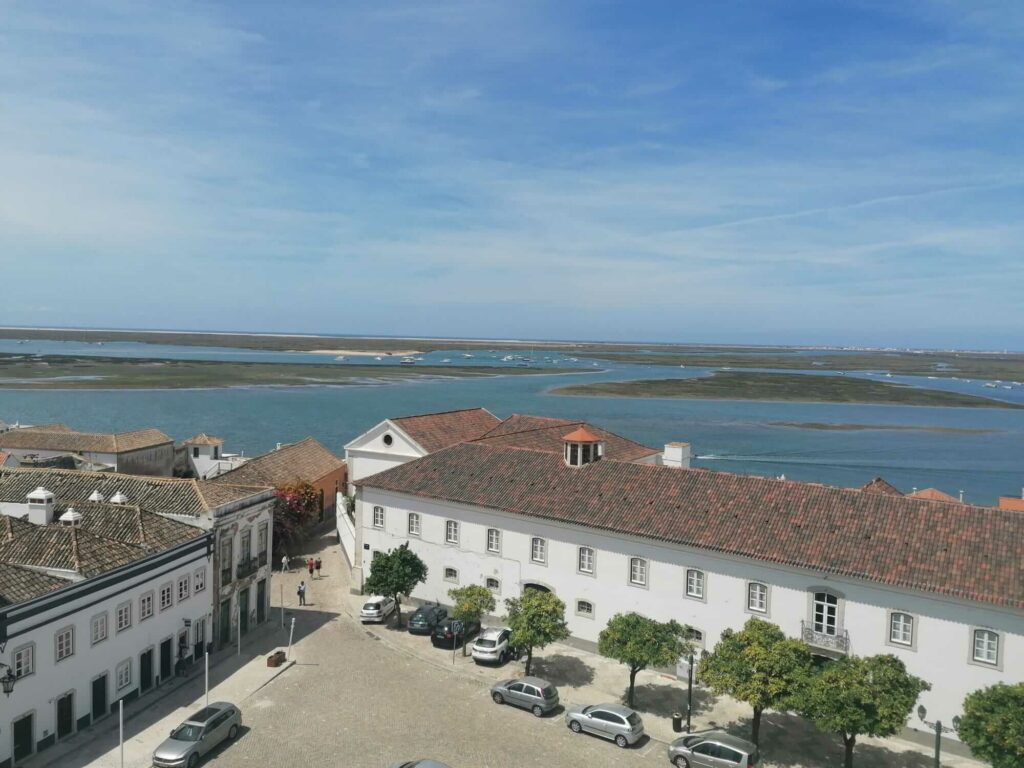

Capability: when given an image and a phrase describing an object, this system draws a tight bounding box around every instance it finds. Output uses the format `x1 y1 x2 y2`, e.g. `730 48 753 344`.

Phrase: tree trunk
843 734 856 768
525 646 534 676
395 596 402 627
628 667 639 707
752 706 762 746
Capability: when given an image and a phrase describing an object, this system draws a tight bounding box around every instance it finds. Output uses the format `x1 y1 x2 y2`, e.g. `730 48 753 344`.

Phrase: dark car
408 604 448 635
431 616 481 647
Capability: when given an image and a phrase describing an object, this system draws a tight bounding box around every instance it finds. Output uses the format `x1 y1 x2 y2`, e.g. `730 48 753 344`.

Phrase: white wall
211 500 274 648
344 420 424 492
1 545 213 765
357 488 1024 736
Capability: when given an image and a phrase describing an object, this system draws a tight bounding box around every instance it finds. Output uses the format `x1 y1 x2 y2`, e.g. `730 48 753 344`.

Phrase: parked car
360 596 396 623
667 730 759 768
407 604 448 635
471 626 517 664
152 702 242 768
564 702 644 747
431 616 481 647
490 676 560 717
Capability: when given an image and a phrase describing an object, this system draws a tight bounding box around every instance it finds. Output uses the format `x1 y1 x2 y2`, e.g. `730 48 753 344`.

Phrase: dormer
562 426 603 467
27 486 55 525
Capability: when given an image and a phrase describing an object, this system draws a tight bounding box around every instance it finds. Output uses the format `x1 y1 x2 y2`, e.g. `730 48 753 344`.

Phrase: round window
383 434 393 446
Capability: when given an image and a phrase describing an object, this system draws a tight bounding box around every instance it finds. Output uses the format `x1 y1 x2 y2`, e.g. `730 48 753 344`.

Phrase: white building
349 414 1024 744
0 499 213 766
0 425 174 476
182 434 248 480
0 468 275 653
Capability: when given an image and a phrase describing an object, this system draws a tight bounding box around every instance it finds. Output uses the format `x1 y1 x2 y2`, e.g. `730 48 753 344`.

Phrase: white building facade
0 534 212 767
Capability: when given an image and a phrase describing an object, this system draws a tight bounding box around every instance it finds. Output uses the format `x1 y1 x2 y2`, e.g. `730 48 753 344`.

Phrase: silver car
564 703 645 747
490 676 559 717
152 702 242 768
668 730 759 768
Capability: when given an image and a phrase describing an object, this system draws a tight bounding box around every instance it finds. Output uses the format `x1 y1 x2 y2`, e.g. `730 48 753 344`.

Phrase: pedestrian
281 553 289 573
307 557 315 578
315 557 322 579
297 581 306 606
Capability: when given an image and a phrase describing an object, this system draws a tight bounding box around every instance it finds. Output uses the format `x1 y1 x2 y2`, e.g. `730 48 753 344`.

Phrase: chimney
110 491 129 504
88 490 105 502
662 442 692 469
58 507 82 527
26 486 55 525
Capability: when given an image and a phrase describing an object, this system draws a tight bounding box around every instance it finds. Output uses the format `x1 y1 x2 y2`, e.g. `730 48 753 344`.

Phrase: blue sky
2 1 1023 348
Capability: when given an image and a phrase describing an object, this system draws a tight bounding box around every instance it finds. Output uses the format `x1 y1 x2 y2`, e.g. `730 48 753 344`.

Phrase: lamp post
685 653 694 732
0 662 16 696
917 705 960 768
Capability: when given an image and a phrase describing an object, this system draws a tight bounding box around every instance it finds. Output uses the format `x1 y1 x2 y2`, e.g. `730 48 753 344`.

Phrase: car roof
364 596 389 603
696 730 757 751
589 703 636 716
186 703 232 723
479 626 509 638
520 676 552 687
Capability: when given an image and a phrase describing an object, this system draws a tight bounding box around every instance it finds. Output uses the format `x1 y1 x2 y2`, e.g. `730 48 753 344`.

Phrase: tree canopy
504 589 569 675
362 542 428 626
798 654 930 768
272 481 321 550
957 682 1024 768
448 584 496 624
698 617 814 745
598 612 693 707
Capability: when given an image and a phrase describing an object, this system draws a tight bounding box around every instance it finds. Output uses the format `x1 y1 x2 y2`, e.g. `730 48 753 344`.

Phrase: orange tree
272 481 320 552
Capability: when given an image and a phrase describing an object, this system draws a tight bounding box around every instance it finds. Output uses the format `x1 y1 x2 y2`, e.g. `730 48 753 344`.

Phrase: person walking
307 557 315 578
281 553 289 573
314 557 322 579
297 581 306 606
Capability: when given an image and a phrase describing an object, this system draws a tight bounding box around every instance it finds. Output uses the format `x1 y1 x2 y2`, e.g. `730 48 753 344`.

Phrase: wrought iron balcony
801 620 850 654
236 557 259 580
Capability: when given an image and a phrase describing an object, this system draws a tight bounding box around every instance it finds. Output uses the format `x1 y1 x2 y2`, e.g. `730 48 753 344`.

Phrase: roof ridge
393 407 495 421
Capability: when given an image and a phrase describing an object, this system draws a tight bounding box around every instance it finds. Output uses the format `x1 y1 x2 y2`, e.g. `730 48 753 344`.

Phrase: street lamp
0 663 16 696
917 705 960 768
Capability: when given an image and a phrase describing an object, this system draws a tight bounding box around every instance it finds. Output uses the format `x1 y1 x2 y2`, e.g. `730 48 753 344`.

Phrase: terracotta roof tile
909 488 961 503
0 427 172 453
473 415 659 462
998 496 1024 512
184 433 224 446
562 426 601 443
358 443 1024 610
391 408 501 453
209 438 343 487
860 477 903 496
0 562 66 606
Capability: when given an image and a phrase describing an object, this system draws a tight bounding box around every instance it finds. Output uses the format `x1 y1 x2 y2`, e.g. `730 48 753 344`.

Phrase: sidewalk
25 623 295 768
327 540 984 768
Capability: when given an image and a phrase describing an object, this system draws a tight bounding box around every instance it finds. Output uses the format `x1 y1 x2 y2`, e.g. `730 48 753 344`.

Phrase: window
55 626 74 661
13 644 34 678
889 612 914 646
213 446 219 459
629 557 647 587
407 512 421 536
383 434 393 446
485 577 500 592
192 447 199 458
531 537 547 564
747 582 768 614
486 528 501 553
140 591 154 620
240 529 251 562
116 659 132 691
159 583 173 611
812 591 840 635
178 575 191 602
220 538 233 585
257 523 268 556
577 546 594 574
443 567 459 583
576 599 594 618
686 627 705 651
373 506 385 529
686 569 705 599
91 613 109 644
116 602 132 632
445 520 459 545
973 629 999 666
194 568 206 593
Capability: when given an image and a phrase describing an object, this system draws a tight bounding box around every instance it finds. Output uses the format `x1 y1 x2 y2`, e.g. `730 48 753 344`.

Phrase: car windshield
476 639 496 648
171 724 203 742
362 603 378 611
627 713 642 726
542 686 557 699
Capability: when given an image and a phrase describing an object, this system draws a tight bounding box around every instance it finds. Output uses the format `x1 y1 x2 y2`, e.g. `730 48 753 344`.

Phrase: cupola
26 486 55 525
59 507 82 527
562 426 603 467
88 490 105 502
110 491 129 504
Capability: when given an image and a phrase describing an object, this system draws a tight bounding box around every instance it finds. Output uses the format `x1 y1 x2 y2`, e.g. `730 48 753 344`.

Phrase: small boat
335 355 347 361
374 356 383 361
400 357 416 365
462 353 473 358
441 358 451 363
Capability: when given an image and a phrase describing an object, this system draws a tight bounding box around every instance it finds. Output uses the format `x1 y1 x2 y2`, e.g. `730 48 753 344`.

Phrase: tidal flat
551 371 1024 409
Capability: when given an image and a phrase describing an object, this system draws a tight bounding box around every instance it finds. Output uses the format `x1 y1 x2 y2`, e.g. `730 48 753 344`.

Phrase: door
690 742 719 768
220 598 232 646
140 649 154 692
256 579 266 624
56 692 75 740
194 617 206 658
587 709 609 737
160 638 173 681
12 713 33 763
506 682 525 707
92 674 108 721
239 588 250 635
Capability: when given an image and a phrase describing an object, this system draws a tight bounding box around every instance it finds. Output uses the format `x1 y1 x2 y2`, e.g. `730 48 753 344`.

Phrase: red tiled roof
210 438 344 487
184 433 224 446
860 477 903 496
391 408 501 453
358 443 1024 610
997 496 1024 512
562 426 601 443
909 488 960 503
473 415 659 462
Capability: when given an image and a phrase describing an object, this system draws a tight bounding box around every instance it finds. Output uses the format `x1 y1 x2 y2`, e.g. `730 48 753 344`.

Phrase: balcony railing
801 621 850 654
236 557 259 580
220 566 232 586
